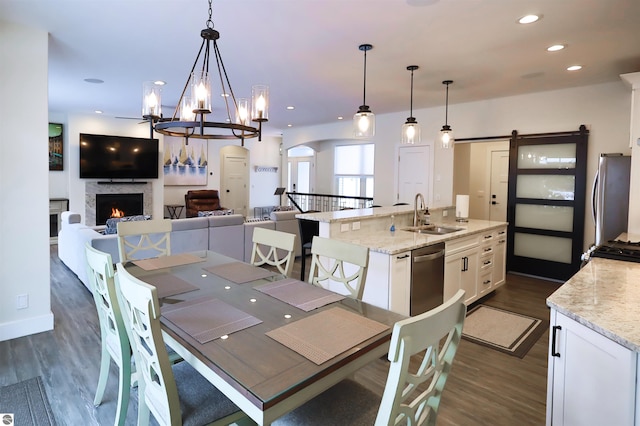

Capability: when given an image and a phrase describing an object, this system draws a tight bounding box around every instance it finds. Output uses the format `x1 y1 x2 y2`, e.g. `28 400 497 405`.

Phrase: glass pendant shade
191 71 212 113
236 98 249 125
440 125 455 149
142 81 162 118
402 119 421 144
354 108 375 138
251 85 269 122
180 96 196 121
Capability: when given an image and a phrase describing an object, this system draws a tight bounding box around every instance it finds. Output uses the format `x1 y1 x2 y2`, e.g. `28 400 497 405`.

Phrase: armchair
184 190 223 218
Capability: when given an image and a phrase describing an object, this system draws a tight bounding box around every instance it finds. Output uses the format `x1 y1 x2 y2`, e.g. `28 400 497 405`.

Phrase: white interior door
221 147 249 217
489 150 509 221
397 145 432 205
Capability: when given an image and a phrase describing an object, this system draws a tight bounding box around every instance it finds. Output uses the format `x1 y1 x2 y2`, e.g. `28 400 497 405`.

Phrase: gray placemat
132 253 204 271
204 262 277 284
141 273 199 298
255 278 345 311
266 307 389 365
163 296 262 343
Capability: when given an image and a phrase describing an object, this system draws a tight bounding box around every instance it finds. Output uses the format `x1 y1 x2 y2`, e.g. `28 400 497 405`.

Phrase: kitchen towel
456 194 470 219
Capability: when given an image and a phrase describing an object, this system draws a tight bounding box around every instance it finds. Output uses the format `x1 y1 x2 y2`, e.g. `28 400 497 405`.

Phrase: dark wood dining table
124 250 405 425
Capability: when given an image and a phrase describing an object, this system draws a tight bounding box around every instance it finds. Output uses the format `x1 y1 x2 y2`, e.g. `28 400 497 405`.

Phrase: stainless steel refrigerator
591 153 631 246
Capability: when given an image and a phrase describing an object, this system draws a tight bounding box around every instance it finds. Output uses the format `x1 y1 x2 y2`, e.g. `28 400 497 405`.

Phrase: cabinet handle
483 280 491 285
484 235 492 239
498 231 506 235
461 256 469 272
483 260 491 265
498 239 506 244
396 254 410 259
551 325 562 357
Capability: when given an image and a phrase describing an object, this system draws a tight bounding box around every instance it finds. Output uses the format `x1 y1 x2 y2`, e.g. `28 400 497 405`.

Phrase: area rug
462 305 548 358
0 376 56 425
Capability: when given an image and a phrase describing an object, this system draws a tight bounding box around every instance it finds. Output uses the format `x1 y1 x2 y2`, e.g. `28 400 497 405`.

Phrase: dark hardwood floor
0 245 560 425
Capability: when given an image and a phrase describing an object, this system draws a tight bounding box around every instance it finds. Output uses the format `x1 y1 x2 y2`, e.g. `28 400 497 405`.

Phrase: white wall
283 81 632 248
0 22 54 341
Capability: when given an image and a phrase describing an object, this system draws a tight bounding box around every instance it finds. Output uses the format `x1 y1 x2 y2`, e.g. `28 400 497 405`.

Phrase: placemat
266 306 389 365
163 296 262 344
132 253 204 271
140 273 199 298
255 278 345 312
204 262 277 284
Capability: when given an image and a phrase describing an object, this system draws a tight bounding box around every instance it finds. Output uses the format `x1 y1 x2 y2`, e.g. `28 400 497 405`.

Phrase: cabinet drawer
480 255 494 271
479 231 494 244
480 245 494 257
479 270 492 294
445 234 479 255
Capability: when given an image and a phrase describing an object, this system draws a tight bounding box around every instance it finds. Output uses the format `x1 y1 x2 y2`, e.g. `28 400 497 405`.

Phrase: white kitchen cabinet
546 309 637 426
363 250 412 314
444 233 480 305
493 227 507 288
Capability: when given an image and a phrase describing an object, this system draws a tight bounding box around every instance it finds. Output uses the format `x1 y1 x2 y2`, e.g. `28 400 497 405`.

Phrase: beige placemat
163 297 262 344
204 262 277 284
266 306 389 365
141 273 199 299
255 278 345 312
132 253 204 271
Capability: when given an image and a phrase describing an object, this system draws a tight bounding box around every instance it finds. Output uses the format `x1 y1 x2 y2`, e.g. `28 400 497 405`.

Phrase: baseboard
0 312 54 342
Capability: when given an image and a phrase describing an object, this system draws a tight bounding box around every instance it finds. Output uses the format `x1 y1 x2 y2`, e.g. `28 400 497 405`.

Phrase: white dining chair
250 227 296 277
117 219 171 262
307 235 369 300
85 243 133 426
115 263 249 426
273 289 467 426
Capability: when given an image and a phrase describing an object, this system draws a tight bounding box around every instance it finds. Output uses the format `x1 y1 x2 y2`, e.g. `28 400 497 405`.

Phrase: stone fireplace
95 193 144 225
85 182 153 226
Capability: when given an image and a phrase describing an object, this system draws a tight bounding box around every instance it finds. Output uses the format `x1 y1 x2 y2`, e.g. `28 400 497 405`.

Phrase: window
334 144 374 200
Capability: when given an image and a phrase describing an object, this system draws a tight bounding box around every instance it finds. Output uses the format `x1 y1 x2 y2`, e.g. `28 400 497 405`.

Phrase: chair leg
94 344 111 406
136 380 150 426
115 358 132 426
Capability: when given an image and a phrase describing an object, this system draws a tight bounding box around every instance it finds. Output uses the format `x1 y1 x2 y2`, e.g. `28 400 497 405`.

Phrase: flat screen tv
79 133 159 179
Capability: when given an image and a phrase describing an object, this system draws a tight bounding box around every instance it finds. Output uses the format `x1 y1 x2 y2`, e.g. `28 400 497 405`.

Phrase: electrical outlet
352 221 361 230
443 210 448 217
16 294 28 310
340 223 350 232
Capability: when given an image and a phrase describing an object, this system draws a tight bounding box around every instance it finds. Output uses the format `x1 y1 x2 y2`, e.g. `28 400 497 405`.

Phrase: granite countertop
314 219 507 256
547 257 640 352
296 206 414 223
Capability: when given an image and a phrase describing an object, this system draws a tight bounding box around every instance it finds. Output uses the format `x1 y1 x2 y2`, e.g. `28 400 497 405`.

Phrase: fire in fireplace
95 193 143 225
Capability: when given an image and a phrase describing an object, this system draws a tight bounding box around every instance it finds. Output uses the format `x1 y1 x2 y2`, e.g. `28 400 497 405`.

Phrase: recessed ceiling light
154 80 166 86
567 65 583 71
287 124 292 127
221 93 230 97
286 106 295 110
84 78 104 84
547 44 566 52
337 116 344 120
518 14 540 24
94 110 103 114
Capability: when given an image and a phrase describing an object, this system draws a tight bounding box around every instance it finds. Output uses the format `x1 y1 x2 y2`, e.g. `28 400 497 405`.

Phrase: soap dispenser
423 208 431 225
390 215 396 232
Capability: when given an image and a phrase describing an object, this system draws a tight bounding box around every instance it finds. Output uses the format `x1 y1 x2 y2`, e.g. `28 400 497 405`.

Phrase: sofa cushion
104 214 151 234
207 214 245 227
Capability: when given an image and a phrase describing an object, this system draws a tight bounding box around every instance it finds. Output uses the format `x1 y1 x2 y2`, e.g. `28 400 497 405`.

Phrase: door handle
492 201 499 205
551 325 562 357
226 189 230 192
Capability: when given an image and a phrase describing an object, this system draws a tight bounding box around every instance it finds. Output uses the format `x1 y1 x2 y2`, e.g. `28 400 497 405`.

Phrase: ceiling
2 0 639 136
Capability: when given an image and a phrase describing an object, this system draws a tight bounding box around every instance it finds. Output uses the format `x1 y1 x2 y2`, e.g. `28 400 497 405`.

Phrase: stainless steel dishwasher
411 243 445 316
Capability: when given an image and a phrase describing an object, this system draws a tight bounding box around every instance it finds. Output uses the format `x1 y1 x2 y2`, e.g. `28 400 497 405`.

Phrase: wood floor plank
0 246 560 425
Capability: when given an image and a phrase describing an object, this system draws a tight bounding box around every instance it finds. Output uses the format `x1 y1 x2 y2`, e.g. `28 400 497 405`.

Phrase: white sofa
58 210 302 291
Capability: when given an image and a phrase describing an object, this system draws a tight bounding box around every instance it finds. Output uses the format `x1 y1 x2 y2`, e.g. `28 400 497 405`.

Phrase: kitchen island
546 237 640 425
297 206 508 314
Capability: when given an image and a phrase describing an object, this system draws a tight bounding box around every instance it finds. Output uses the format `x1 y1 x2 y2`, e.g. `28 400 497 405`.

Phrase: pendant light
353 44 375 138
439 80 454 149
401 65 421 144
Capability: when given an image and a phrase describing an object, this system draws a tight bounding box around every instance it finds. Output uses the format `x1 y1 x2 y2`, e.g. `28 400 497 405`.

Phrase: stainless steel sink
403 225 464 235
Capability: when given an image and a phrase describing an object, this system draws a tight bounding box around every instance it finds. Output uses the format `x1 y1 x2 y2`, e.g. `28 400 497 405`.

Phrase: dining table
123 250 406 425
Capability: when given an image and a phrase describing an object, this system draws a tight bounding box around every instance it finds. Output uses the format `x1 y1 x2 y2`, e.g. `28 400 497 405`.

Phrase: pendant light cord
410 68 414 117
362 48 367 106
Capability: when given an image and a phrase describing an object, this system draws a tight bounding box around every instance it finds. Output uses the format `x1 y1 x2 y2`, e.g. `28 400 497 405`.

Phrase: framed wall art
163 138 208 186
49 123 63 171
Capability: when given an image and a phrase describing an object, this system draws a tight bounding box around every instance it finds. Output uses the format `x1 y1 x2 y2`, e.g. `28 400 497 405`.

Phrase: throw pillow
104 214 151 235
198 209 234 217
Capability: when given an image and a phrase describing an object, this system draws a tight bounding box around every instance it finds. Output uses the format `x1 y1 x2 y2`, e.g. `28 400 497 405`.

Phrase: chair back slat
117 219 172 262
250 227 296 277
308 236 369 300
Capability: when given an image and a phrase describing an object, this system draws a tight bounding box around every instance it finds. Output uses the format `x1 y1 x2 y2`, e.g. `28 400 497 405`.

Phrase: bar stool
297 216 319 281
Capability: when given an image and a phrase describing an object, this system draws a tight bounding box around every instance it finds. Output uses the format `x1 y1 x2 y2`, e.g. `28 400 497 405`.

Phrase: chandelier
142 0 268 144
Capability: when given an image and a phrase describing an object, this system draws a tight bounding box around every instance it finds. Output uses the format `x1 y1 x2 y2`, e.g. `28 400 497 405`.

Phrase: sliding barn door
507 126 588 281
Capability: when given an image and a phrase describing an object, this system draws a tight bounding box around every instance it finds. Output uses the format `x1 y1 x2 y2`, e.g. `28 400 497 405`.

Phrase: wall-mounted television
79 133 159 179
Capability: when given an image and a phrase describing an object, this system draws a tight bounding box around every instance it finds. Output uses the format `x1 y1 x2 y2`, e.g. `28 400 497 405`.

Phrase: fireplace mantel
85 182 153 226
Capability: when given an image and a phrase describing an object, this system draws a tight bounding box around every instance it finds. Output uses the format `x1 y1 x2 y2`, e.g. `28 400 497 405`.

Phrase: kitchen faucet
414 193 426 227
